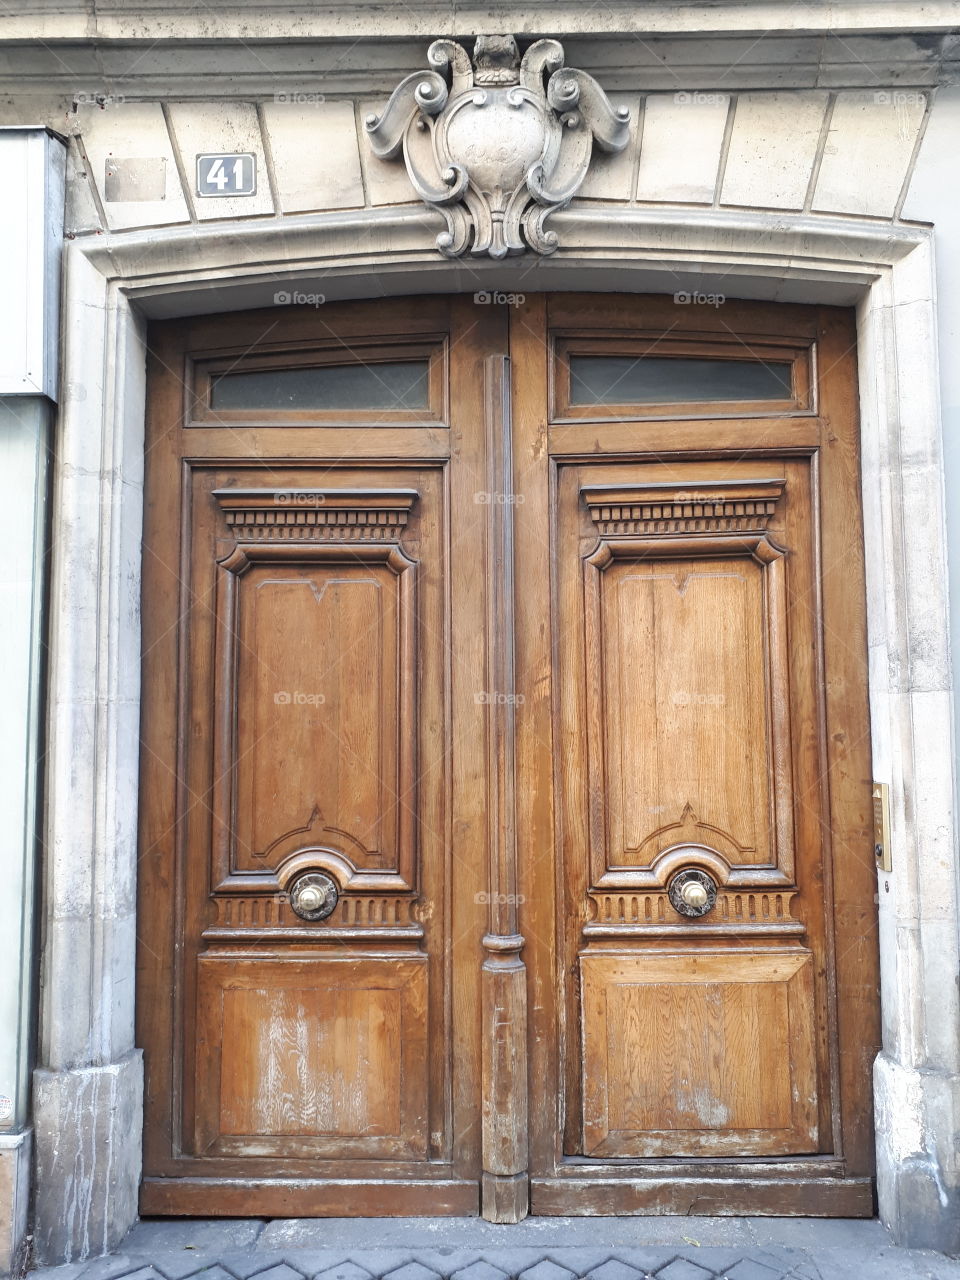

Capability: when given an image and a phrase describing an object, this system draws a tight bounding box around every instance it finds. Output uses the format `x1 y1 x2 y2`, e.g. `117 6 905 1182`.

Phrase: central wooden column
480 354 529 1223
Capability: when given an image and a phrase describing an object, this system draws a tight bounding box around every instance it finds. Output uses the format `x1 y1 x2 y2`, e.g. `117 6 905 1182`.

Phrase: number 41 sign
196 153 257 197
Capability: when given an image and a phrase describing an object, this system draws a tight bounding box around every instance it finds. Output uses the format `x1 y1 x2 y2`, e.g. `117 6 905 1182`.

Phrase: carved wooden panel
580 951 818 1157
211 488 418 892
581 480 794 891
195 955 428 1159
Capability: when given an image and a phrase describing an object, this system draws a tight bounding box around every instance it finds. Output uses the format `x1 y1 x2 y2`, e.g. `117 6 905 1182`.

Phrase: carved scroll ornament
365 35 630 259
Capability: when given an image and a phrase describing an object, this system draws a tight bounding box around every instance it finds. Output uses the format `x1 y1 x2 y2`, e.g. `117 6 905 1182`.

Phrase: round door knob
297 885 325 912
680 880 709 911
289 871 339 921
667 867 718 918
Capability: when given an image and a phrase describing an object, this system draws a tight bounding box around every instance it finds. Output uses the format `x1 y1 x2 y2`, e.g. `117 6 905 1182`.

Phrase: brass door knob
289 871 339 921
297 885 326 912
680 880 709 911
667 867 718 918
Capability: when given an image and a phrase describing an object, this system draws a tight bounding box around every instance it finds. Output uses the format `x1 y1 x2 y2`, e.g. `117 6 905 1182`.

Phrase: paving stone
276 1258 357 1279
745 1218 891 1249
313 1264 374 1280
24 1218 960 1280
519 1262 576 1280
606 1254 681 1277
583 1262 648 1280
409 1254 486 1278
31 1267 87 1280
450 1263 508 1280
331 1255 425 1278
774 1250 960 1280
150 1255 227 1280
651 1261 715 1280
217 1257 289 1280
183 1268 240 1280
123 1224 265 1254
722 1259 783 1280
384 1265 442 1280
525 1252 618 1276
241 1266 306 1280
655 1259 716 1280
79 1258 146 1280
664 1253 744 1278
477 1255 561 1279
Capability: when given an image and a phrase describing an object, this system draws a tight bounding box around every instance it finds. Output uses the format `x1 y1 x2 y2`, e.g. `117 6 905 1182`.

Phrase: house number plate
196 153 256 197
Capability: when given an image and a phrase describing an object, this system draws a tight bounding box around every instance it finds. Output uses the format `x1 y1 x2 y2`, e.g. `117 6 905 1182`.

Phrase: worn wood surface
479 355 529 1222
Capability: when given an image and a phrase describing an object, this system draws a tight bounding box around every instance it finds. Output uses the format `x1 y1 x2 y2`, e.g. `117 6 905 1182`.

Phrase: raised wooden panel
580 951 818 1157
227 562 408 873
210 488 418 892
195 955 428 1159
597 557 770 869
582 486 795 890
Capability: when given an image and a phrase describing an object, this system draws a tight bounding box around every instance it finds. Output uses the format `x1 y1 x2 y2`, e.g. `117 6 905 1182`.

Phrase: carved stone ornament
365 35 630 259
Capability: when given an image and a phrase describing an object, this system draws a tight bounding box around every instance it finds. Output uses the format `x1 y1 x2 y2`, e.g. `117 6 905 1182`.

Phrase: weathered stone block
0 1128 31 1278
32 1051 143 1266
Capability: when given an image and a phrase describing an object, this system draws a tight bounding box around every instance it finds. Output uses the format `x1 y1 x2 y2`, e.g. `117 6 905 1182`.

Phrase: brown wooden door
137 293 879 1218
514 295 879 1216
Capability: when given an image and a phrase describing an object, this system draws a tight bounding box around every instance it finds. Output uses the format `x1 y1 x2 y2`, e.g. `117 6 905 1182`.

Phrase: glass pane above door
568 355 794 406
209 359 430 411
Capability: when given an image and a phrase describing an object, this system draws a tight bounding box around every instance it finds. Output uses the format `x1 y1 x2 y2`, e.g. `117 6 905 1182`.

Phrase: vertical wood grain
479 353 528 1223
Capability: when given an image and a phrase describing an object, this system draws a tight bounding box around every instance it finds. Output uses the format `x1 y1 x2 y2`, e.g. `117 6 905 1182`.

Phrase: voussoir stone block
636 92 729 204
720 91 828 210
813 89 926 218
73 101 190 231
261 100 364 213
165 101 274 220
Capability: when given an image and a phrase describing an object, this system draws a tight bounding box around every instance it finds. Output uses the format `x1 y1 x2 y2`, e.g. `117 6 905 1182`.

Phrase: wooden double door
138 293 879 1219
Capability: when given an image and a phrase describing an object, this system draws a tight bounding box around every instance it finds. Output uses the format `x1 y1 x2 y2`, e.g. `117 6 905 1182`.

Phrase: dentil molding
365 34 630 259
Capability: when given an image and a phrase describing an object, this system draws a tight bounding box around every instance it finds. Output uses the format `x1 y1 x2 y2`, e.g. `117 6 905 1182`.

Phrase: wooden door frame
37 211 955 1249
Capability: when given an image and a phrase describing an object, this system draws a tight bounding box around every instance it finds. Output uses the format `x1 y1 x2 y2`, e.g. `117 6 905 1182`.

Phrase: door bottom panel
530 1176 874 1217
140 1178 480 1217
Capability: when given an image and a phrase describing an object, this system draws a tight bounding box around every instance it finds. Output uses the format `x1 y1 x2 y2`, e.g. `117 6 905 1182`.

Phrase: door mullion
479 352 530 1224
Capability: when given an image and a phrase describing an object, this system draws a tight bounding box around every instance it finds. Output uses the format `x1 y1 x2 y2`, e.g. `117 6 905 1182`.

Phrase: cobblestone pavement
24 1217 960 1280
